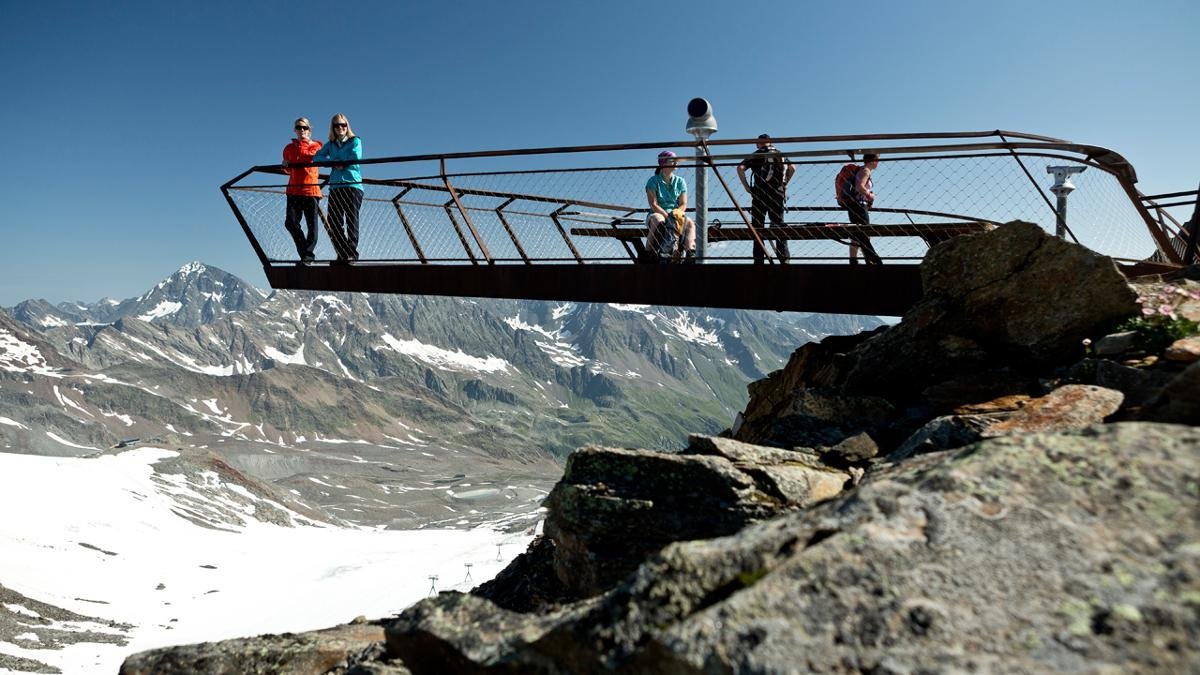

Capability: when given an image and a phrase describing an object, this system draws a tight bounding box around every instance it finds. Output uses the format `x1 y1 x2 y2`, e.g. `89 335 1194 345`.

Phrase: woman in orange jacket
282 117 323 263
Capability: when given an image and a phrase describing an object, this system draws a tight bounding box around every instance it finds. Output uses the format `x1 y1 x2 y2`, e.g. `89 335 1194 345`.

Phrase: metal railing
222 130 1183 269
1140 186 1199 265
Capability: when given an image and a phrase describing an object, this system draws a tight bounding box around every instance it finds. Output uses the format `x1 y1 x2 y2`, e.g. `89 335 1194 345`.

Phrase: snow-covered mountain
10 262 264 330
0 261 879 534
0 447 531 674
3 262 879 461
0 262 878 672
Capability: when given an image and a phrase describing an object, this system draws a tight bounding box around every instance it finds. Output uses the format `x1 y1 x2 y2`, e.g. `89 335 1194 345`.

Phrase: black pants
750 188 789 263
845 201 882 265
328 187 364 259
284 195 319 260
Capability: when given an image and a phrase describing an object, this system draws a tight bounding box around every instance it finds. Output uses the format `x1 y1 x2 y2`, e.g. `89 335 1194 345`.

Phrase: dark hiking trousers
845 201 883 265
751 187 789 264
328 187 364 259
284 195 319 260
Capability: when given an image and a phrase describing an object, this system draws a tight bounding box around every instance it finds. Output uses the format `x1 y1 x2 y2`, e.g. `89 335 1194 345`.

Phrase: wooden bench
569 220 993 260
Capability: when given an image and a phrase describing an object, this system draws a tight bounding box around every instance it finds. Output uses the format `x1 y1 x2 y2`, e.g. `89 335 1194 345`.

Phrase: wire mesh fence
1140 189 1199 263
225 132 1176 267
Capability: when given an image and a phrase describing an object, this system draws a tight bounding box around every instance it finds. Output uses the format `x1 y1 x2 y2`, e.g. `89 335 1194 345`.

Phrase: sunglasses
333 123 348 128
295 125 310 130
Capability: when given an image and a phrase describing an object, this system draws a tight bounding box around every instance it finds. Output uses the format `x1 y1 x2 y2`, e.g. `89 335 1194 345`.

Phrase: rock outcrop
735 221 1140 450
121 223 1200 674
386 423 1199 674
487 436 849 606
120 619 388 675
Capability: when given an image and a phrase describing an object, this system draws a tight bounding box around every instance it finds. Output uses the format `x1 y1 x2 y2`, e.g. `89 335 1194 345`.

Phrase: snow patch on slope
376 334 510 374
136 301 182 322
503 315 587 368
0 328 63 377
0 448 530 673
263 343 307 366
657 311 720 347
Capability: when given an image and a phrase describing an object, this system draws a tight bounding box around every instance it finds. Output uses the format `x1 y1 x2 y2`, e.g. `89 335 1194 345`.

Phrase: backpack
748 147 786 189
835 163 861 207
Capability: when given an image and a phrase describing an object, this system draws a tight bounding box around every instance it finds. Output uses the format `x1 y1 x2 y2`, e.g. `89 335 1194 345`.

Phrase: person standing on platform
314 113 363 262
281 117 323 264
738 134 795 264
844 152 883 265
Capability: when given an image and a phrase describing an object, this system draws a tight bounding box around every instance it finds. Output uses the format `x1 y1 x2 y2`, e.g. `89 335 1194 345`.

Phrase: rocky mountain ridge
121 223 1200 673
4 264 877 456
1 264 878 531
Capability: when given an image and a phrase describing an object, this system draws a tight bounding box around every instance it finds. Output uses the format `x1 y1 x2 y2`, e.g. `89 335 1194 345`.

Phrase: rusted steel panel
570 223 990 241
549 205 585 264
264 263 924 317
441 201 478 263
441 162 494 264
494 197 532 265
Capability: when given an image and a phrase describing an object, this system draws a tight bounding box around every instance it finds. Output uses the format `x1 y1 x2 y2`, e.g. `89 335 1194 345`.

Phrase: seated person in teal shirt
644 151 696 262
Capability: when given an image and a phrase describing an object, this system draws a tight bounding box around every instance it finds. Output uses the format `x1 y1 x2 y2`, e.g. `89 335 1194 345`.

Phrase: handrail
240 149 1136 186
224 129 1182 268
1140 189 1199 202
249 129 1074 173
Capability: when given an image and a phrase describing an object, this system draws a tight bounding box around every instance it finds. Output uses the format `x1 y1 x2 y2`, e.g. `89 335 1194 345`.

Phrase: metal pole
1053 190 1070 239
685 98 717 261
695 144 708 261
1046 166 1084 240
999 133 1078 242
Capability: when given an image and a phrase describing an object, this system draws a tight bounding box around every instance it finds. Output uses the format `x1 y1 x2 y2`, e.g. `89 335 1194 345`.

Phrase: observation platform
223 130 1194 316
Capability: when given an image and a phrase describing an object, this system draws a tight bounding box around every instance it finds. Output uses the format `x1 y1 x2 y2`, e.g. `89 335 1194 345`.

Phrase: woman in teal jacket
313 113 363 261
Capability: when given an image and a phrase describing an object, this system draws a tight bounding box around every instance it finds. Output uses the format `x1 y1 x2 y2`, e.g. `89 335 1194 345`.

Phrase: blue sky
1 0 1196 305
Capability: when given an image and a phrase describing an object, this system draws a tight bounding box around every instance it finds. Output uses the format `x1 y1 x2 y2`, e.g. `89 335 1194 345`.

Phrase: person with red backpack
836 153 883 264
738 134 795 264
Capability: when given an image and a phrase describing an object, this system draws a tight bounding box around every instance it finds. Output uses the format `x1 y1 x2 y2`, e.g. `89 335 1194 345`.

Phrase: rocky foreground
122 222 1199 674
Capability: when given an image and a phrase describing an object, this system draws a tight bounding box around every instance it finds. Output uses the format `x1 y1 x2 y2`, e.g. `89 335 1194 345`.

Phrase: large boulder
736 330 885 446
982 384 1123 436
736 387 898 449
385 422 1200 674
734 222 1139 451
120 620 388 675
539 442 848 600
1141 360 1200 424
839 221 1139 401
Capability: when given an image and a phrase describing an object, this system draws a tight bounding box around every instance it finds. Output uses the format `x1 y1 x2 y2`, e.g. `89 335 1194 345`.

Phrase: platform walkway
223 130 1191 316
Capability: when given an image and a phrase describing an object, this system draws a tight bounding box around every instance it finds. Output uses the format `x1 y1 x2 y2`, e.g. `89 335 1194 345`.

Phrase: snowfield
0 448 531 674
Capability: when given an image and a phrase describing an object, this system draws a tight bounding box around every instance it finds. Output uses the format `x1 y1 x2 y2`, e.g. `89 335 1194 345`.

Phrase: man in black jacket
738 134 796 264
